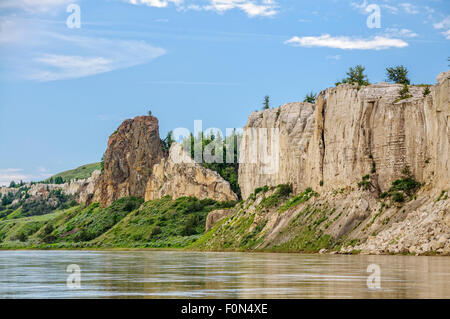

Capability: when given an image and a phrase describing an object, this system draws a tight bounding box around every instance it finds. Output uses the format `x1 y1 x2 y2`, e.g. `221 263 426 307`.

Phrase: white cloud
433 16 450 40
27 35 166 81
384 28 418 38
381 4 399 14
0 0 75 13
442 30 450 40
128 0 278 17
204 0 278 17
399 3 419 14
284 34 408 50
434 16 450 30
0 169 28 186
326 55 341 60
127 0 183 8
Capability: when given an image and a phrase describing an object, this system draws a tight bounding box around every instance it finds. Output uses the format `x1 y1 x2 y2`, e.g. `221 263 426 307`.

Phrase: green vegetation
161 131 175 153
46 163 101 183
379 166 421 203
423 86 431 97
279 188 318 213
183 131 242 198
0 185 75 220
358 175 373 190
303 92 317 103
395 83 412 102
0 196 236 249
258 184 292 209
262 95 270 110
436 190 448 202
386 65 410 84
336 65 370 87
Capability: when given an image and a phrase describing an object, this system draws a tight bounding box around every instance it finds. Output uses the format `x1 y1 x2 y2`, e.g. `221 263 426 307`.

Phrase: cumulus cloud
284 34 408 50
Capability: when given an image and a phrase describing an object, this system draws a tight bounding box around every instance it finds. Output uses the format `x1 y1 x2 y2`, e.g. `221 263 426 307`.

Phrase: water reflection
0 251 449 298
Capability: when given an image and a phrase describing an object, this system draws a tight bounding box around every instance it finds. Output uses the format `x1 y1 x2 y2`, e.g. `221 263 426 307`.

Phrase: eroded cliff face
239 72 449 198
93 116 164 207
145 143 237 202
227 71 449 255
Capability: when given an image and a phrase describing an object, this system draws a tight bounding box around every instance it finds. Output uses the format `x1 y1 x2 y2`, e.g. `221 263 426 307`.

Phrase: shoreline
0 246 448 257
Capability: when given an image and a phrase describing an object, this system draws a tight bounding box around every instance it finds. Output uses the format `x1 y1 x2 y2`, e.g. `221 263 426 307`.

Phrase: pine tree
386 65 410 84
262 95 270 110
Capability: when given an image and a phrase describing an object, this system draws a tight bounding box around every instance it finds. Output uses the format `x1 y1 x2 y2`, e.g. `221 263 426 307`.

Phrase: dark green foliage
386 65 410 84
54 197 144 243
358 175 372 190
183 132 242 198
254 185 269 195
341 65 370 86
259 184 292 209
97 196 236 247
54 176 64 184
9 181 16 188
279 187 318 213
1 192 14 206
161 131 175 153
423 86 431 97
396 83 412 102
262 95 270 110
380 166 421 203
303 92 317 103
100 153 105 173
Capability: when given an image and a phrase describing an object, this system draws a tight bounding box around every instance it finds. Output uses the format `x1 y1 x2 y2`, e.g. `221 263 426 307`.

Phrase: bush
396 83 412 102
392 192 405 203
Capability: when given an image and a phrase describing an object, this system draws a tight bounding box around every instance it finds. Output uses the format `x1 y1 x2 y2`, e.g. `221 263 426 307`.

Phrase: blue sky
0 0 449 185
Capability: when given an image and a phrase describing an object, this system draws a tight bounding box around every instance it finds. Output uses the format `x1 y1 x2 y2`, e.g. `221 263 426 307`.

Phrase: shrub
358 175 372 190
396 83 412 102
423 86 431 97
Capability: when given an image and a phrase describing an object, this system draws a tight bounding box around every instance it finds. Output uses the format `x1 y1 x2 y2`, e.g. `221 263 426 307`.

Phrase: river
0 250 449 298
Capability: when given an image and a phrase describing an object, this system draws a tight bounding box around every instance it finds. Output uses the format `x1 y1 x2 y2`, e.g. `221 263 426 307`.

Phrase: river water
0 250 449 298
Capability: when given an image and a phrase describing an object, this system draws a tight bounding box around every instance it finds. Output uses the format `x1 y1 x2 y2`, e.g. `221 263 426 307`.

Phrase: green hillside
0 196 236 249
47 162 101 182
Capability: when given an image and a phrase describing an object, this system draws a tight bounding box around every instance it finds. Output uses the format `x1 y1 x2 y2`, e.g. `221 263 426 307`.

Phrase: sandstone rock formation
145 143 238 202
230 70 449 255
93 116 164 207
239 72 449 199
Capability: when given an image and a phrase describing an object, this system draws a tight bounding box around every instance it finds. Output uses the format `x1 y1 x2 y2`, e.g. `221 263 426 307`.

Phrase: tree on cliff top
341 65 370 86
303 92 317 103
386 65 410 84
262 95 270 110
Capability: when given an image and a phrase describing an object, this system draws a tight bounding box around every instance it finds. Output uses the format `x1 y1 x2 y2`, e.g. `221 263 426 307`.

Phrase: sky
0 0 449 186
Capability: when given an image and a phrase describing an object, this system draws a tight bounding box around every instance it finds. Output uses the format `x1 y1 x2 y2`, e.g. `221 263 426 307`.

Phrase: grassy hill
47 162 101 182
0 196 236 249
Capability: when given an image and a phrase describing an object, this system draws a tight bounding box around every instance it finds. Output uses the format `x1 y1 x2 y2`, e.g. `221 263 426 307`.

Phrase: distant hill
48 163 101 182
